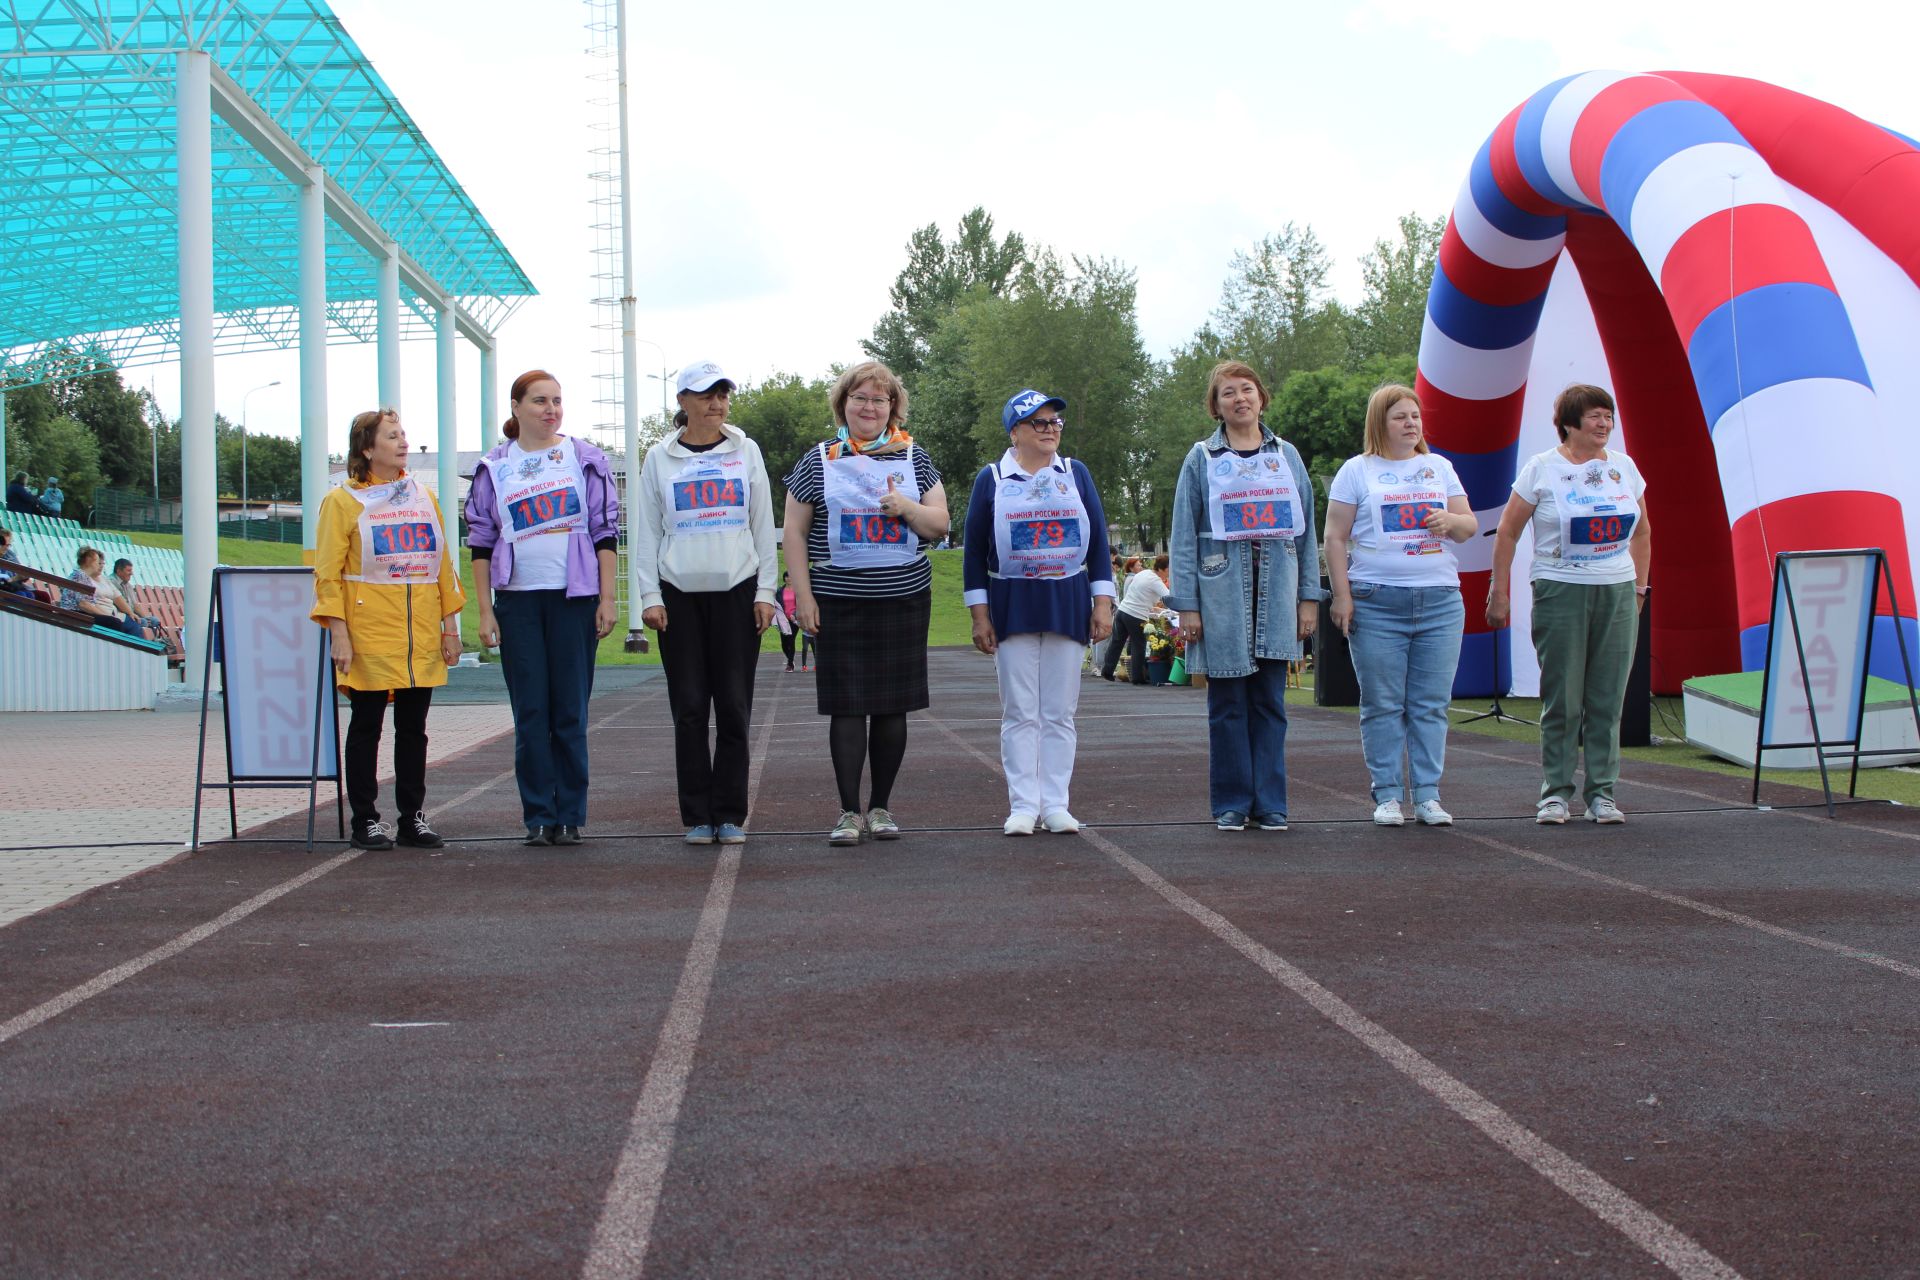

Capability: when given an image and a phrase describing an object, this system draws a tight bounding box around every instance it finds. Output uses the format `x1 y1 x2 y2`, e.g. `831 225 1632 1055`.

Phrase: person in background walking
782 360 949 846
465 370 622 848
311 409 466 851
964 388 1115 835
1167 361 1324 833
1102 554 1168 683
632 359 779 846
1324 384 1476 827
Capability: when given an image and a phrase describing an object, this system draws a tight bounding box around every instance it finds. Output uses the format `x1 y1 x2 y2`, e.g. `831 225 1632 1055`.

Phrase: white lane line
581 675 781 1280
1079 826 1744 1280
921 713 1743 1280
0 704 638 1051
371 1021 451 1028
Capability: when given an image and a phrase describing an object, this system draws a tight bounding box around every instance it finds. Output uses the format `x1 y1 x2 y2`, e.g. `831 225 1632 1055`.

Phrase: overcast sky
196 0 1912 455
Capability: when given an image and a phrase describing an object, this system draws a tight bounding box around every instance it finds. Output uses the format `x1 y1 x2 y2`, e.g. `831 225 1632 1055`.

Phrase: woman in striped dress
782 361 950 846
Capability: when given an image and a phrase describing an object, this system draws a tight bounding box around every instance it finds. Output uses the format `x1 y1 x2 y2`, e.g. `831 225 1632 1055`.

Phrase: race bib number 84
1223 500 1292 534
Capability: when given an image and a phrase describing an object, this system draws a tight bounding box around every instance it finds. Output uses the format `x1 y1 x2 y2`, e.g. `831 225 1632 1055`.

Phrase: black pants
779 623 796 666
1102 611 1150 684
345 686 433 825
658 577 761 827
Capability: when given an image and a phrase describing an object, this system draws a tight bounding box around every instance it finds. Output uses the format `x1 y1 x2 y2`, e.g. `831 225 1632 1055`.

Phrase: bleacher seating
0 512 184 588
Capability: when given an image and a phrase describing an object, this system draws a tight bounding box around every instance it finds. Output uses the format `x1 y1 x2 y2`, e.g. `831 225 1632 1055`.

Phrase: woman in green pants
1486 384 1651 825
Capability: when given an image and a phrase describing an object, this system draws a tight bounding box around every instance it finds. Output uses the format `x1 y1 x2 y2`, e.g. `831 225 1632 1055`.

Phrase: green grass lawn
120 533 976 667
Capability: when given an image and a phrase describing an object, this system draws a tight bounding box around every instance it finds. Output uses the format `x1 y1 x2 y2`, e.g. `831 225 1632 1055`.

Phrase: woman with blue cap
963 389 1116 835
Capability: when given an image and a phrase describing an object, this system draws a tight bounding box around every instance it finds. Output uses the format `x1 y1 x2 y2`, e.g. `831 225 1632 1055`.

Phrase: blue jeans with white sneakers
1347 582 1463 805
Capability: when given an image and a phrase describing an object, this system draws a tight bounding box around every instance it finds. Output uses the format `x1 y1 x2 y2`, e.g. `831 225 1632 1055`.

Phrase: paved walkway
0 701 514 926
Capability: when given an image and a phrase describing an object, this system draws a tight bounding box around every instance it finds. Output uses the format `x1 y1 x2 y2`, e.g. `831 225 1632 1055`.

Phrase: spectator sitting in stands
60 546 154 640
6 472 47 516
0 526 30 595
108 557 164 632
40 476 65 516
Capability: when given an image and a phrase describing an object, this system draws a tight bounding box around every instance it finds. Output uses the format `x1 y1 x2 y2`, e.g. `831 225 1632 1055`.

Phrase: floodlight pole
436 304 458 551
178 50 216 690
616 0 649 654
240 379 281 541
377 245 402 413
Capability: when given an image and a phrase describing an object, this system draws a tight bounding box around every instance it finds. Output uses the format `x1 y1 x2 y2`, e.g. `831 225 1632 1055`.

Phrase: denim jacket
1165 424 1323 679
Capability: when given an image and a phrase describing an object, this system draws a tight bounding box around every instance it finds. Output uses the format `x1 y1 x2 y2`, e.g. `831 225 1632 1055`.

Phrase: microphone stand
1452 526 1535 726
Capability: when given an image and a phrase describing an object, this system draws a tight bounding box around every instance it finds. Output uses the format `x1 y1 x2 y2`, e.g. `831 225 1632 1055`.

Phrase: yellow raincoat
310 474 466 692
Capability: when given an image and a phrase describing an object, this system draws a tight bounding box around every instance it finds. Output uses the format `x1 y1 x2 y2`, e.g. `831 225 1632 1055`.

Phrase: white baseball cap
675 360 734 396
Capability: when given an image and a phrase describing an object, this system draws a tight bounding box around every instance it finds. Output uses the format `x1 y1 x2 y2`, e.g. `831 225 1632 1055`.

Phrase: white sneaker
1372 798 1405 827
1587 797 1626 824
1041 810 1081 834
1414 799 1453 826
1536 798 1570 825
1003 812 1036 836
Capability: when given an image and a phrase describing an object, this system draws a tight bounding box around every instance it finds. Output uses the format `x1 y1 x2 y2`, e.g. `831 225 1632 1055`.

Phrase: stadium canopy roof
0 0 536 379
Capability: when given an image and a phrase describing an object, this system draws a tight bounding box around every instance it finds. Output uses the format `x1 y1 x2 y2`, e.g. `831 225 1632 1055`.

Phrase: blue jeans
1206 658 1290 821
1348 583 1464 804
494 589 599 827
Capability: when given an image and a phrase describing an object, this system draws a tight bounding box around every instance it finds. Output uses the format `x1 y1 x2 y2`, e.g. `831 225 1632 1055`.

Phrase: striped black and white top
783 440 943 599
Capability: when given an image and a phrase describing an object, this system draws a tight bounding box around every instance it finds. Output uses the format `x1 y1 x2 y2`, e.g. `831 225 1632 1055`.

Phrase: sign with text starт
1760 553 1874 748
220 568 337 779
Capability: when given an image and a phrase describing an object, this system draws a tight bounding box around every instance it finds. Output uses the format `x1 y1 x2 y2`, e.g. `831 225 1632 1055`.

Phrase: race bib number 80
1571 512 1636 545
508 488 581 532
371 522 438 557
1223 500 1292 535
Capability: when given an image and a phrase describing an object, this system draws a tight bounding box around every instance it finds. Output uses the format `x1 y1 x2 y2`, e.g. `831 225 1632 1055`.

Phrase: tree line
3 347 301 523
717 205 1442 546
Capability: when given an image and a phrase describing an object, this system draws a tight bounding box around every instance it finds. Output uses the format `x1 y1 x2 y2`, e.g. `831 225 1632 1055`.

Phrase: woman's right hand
642 605 667 632
329 622 353 675
477 610 500 649
971 614 997 655
1485 589 1510 628
1183 610 1203 644
1330 595 1353 636
796 592 821 636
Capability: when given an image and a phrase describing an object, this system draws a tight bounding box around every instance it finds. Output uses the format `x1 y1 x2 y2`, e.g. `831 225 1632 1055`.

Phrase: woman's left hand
1090 599 1114 644
1297 601 1319 642
440 631 462 666
595 598 617 639
753 602 775 634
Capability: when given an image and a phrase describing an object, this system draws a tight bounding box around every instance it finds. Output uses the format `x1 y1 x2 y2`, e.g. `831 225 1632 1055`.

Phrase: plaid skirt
814 590 931 716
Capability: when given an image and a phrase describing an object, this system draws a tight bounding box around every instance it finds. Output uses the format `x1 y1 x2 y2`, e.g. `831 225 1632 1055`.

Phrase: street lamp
240 379 281 541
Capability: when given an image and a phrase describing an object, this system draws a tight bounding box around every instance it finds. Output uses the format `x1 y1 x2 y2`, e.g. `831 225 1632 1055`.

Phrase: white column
436 303 457 549
0 383 9 492
377 245 401 412
178 51 216 688
478 340 498 447
298 166 329 550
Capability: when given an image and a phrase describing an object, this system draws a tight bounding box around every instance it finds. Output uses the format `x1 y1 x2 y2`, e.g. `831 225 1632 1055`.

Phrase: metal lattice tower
584 0 624 456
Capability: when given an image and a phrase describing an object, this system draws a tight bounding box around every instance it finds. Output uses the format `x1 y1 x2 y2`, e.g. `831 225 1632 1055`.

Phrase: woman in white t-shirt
1101 555 1169 683
1487 384 1651 826
1325 385 1477 827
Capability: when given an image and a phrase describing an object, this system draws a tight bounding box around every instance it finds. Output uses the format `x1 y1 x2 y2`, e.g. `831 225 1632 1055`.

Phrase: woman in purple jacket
464 369 622 846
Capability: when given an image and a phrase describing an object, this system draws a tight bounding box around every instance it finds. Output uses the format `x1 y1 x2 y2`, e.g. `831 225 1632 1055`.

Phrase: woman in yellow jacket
311 408 466 850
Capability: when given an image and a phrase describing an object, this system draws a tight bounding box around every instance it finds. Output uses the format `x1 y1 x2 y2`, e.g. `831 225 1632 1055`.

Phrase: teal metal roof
0 1 535 374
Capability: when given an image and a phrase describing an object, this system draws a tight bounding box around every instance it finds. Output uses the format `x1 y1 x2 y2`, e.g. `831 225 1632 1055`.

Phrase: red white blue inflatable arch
1419 71 1920 696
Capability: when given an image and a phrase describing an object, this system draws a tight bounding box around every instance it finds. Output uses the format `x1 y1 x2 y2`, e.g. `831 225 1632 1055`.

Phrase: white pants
994 632 1085 818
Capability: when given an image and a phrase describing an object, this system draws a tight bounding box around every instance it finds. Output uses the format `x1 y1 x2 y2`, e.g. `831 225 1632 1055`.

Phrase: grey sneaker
1215 811 1247 832
1536 798 1570 825
684 824 716 846
1372 798 1405 827
866 808 901 840
1587 797 1626 824
1413 800 1453 826
829 811 866 846
716 823 747 844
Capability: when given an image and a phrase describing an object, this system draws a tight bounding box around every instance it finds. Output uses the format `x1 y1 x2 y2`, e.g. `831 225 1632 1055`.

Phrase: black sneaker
352 819 395 851
396 813 444 848
524 825 555 847
554 825 583 846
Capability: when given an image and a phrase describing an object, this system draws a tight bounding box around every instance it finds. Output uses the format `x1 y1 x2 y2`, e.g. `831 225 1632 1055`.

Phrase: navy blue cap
1001 389 1066 432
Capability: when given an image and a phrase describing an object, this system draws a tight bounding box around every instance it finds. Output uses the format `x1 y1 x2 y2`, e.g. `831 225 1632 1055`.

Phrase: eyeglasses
847 393 893 408
1024 417 1064 431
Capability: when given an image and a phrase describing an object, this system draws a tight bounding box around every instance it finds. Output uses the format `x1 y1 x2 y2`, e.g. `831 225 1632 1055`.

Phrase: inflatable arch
1417 71 1920 696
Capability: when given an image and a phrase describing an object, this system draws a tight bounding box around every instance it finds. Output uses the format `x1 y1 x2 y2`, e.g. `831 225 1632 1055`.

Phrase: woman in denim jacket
1166 361 1324 832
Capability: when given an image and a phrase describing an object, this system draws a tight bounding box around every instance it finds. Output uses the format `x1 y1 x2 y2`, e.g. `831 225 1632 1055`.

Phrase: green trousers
1530 578 1637 805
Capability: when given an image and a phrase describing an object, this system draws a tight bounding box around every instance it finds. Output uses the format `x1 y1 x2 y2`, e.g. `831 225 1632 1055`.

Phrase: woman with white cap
963 389 1116 835
632 360 779 845
782 361 950 846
